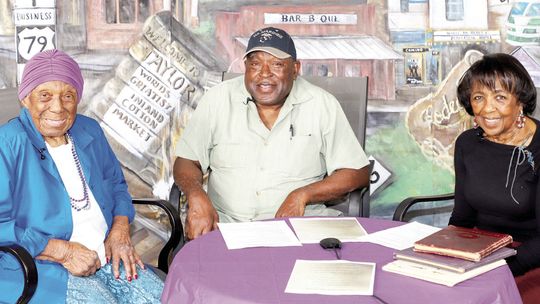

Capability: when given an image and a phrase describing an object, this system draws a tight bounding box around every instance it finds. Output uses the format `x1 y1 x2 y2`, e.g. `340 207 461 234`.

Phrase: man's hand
275 189 309 218
186 192 219 240
104 216 144 281
174 157 219 240
37 240 101 277
275 168 369 218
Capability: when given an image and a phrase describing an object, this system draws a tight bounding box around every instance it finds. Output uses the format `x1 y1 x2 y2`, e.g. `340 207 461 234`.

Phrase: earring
473 117 478 129
517 110 525 129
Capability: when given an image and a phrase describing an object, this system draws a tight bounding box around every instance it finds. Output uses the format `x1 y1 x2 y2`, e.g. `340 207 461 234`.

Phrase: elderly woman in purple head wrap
0 50 163 303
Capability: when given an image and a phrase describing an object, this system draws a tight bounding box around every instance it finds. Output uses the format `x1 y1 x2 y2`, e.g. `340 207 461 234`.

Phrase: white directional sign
368 155 392 196
17 26 55 61
13 7 56 26
13 0 57 83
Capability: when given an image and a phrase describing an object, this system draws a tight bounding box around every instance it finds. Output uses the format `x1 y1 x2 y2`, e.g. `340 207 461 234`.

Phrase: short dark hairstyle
457 53 537 116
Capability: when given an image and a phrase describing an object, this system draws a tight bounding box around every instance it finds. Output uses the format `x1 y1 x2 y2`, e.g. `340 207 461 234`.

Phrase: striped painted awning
236 35 403 60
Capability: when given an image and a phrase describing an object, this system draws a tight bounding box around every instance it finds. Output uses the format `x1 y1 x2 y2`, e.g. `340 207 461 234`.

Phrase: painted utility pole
13 0 56 83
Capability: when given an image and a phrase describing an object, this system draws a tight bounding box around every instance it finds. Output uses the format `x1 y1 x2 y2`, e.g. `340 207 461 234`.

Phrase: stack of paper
382 226 516 287
393 246 516 273
382 259 507 287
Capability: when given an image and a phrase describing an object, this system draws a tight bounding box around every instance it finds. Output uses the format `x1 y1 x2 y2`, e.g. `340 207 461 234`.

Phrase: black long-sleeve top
449 118 540 276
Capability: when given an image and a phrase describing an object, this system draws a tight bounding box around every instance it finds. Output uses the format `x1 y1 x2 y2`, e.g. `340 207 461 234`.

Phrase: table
162 218 522 304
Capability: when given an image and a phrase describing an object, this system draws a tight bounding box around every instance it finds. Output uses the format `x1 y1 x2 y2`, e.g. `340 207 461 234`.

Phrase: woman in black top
450 53 539 302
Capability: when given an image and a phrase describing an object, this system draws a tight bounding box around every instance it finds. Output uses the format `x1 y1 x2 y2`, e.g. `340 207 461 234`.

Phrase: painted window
171 0 184 22
445 0 464 21
61 0 81 25
401 0 409 12
527 4 540 17
105 0 150 24
303 63 332 77
345 65 361 77
317 64 329 77
510 2 529 15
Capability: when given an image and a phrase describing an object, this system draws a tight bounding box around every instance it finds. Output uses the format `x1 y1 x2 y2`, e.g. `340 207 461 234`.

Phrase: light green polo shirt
176 76 369 222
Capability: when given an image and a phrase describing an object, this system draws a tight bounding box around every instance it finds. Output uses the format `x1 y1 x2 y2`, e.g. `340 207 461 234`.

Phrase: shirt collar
19 107 46 149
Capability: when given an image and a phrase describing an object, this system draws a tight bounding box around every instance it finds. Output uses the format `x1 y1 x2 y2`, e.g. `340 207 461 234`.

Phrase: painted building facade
214 4 402 100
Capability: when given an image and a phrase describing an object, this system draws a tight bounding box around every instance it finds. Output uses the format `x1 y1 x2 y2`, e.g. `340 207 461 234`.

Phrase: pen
289 124 295 140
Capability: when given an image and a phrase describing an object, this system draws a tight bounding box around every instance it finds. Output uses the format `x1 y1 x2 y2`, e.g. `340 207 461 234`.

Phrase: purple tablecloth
162 218 522 304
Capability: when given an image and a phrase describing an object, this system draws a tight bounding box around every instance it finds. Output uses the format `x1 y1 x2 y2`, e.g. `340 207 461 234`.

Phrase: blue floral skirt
66 263 163 303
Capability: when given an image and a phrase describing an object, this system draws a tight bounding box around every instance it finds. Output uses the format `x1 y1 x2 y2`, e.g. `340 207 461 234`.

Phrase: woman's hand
37 239 100 276
104 216 144 281
60 243 101 276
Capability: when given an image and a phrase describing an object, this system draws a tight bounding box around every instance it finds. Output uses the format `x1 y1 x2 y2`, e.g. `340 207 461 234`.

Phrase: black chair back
0 245 37 304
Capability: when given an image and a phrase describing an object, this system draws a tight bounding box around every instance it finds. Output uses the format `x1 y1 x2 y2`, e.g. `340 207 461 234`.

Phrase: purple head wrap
18 49 84 102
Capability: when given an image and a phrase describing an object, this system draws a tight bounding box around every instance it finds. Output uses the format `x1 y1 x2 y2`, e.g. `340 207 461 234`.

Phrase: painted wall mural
1 0 539 229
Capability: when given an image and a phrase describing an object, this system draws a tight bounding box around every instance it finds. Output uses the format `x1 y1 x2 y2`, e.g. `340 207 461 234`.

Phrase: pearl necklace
66 133 90 211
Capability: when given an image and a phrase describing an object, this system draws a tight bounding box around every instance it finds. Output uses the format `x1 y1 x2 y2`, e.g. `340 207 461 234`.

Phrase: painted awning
236 35 403 60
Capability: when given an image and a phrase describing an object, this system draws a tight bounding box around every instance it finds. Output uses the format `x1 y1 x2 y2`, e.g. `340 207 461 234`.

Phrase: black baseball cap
244 27 297 61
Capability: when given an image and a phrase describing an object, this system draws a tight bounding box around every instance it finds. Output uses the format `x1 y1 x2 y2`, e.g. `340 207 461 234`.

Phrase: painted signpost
13 0 56 83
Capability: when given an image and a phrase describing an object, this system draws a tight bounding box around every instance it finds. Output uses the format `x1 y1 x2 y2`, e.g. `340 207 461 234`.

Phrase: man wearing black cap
174 27 370 239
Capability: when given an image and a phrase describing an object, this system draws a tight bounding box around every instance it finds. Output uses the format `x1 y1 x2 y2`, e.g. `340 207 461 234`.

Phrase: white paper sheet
285 260 376 295
362 221 441 250
289 217 368 243
217 220 302 249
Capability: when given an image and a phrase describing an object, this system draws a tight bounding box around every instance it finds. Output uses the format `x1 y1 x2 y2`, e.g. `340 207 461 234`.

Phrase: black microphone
33 145 46 160
244 97 254 105
38 148 46 160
